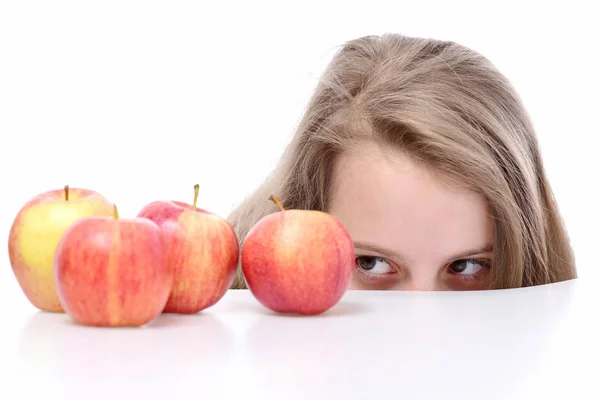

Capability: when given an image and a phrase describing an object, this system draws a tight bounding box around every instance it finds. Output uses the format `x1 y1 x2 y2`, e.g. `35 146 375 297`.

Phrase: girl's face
328 142 494 291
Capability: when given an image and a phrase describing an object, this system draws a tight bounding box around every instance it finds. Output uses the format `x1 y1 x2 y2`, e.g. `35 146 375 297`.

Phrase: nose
404 276 438 291
406 284 436 291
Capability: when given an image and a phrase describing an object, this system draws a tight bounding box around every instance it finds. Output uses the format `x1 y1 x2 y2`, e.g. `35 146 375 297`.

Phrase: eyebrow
353 241 494 264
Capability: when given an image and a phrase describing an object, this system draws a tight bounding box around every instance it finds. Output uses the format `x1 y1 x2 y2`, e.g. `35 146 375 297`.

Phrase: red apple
137 184 239 314
241 195 355 315
8 185 114 312
54 205 173 327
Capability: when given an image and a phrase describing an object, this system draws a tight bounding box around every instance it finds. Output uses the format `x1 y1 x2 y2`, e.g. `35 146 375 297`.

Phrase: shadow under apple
17 310 236 397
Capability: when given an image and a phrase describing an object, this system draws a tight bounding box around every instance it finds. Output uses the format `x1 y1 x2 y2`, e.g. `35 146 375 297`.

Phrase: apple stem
64 185 69 201
269 195 285 212
113 204 119 220
193 184 199 211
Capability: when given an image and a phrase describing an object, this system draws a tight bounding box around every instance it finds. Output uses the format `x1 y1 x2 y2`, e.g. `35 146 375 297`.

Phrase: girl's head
228 33 576 290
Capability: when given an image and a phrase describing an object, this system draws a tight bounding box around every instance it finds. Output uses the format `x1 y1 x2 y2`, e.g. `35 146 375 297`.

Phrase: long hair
227 33 576 289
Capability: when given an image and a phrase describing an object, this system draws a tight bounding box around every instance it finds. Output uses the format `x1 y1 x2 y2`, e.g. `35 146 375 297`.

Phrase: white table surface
1 278 598 400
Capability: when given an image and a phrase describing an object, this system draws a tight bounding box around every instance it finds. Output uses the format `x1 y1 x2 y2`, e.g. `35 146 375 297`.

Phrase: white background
0 0 598 310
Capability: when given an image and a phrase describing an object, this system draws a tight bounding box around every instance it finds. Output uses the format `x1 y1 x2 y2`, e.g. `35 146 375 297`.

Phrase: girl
227 33 577 291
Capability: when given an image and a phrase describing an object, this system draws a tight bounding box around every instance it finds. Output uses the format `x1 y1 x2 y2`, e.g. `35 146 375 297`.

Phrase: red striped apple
54 205 173 327
8 185 114 312
241 195 355 315
137 184 239 314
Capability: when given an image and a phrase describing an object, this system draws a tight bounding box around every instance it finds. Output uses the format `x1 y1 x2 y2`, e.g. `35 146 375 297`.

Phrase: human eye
447 259 489 279
355 255 396 281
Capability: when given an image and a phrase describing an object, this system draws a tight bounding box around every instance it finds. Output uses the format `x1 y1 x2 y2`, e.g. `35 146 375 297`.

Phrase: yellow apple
8 185 114 312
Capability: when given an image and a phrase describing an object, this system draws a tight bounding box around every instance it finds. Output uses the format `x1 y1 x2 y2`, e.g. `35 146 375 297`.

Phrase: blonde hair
228 33 577 289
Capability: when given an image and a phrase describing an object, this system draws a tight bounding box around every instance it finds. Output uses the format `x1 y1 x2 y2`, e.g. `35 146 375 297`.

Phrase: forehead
328 142 494 262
